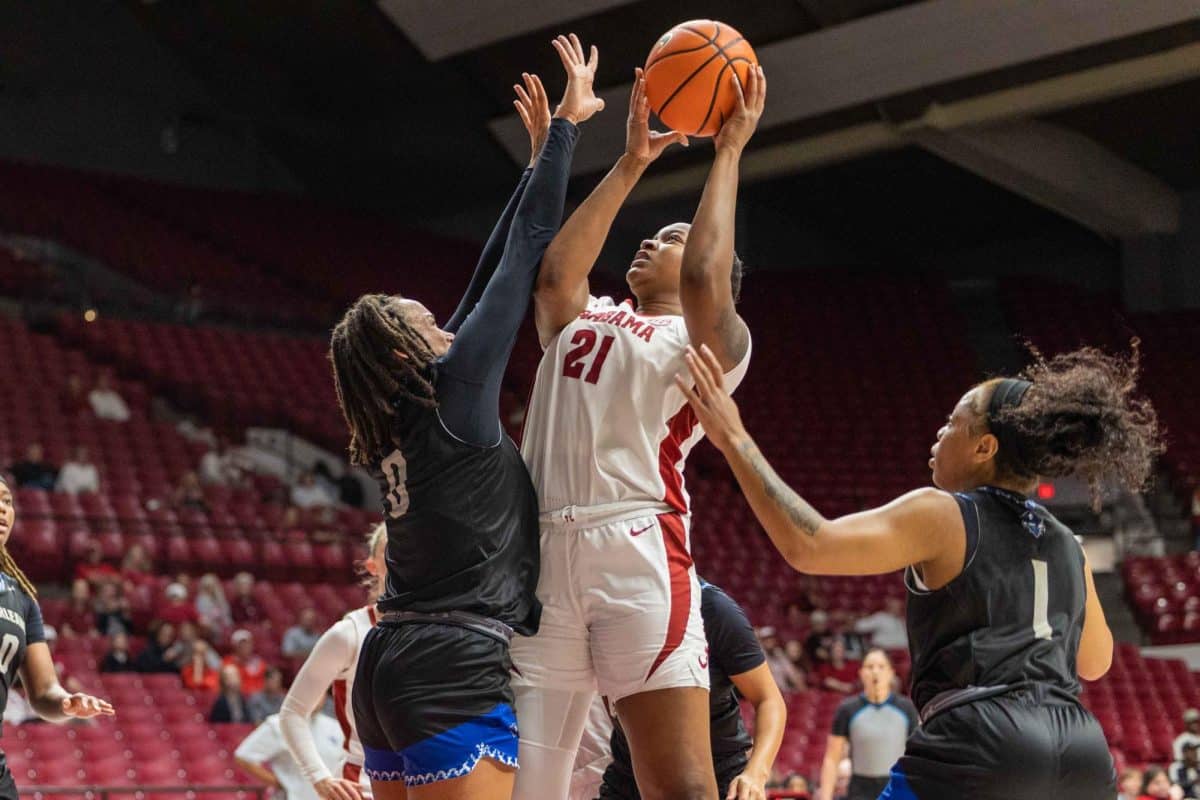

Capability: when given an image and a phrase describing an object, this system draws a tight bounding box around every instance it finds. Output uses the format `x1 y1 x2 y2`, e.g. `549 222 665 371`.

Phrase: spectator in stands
760 627 805 692
1140 765 1182 800
120 543 154 588
56 445 99 494
784 638 806 672
819 649 918 800
225 628 268 694
1173 743 1200 799
171 621 218 669
281 608 321 660
234 709 345 800
784 773 812 798
88 373 131 422
182 639 220 691
93 581 132 636
60 578 97 637
195 573 233 637
248 666 286 723
853 596 908 651
172 471 209 511
230 572 263 624
160 582 201 627
1178 709 1200 761
211 664 253 723
1120 768 1145 800
136 622 179 673
100 632 136 673
74 541 118 586
816 638 860 694
9 442 57 490
290 470 334 509
805 609 836 669
42 626 85 695
199 437 241 485
60 374 89 416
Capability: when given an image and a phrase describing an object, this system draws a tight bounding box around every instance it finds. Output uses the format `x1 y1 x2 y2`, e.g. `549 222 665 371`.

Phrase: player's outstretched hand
551 33 605 125
314 777 364 800
726 769 768 800
674 344 748 455
626 67 688 164
513 72 551 168
62 692 115 719
714 65 766 155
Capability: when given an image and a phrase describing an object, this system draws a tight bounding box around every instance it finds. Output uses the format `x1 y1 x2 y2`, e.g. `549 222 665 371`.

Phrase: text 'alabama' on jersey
905 486 1086 714
0 574 45 736
371 403 540 635
521 296 751 515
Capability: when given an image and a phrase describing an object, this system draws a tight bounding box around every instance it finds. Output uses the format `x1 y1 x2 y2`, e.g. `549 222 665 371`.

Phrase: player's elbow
1078 639 1114 681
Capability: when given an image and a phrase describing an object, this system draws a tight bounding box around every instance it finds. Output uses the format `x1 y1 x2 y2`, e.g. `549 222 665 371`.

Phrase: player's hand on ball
513 72 551 168
675 344 748 455
62 692 115 719
714 65 766 155
313 777 364 800
626 67 687 164
551 33 605 124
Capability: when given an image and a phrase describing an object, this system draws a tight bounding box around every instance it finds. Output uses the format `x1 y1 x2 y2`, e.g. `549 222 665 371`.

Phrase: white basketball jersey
332 605 376 784
522 296 751 514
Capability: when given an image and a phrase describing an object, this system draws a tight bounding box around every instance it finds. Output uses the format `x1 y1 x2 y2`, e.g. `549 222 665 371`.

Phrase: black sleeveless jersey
905 486 1085 712
0 574 46 734
371 405 541 635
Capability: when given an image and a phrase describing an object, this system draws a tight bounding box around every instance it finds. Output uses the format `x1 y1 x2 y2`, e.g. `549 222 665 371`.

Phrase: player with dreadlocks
679 341 1163 800
0 475 114 800
329 36 603 800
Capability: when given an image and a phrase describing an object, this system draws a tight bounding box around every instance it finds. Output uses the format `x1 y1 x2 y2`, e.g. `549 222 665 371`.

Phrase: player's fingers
588 44 599 72
514 83 532 107
673 374 701 407
551 38 573 69
530 73 546 106
568 33 584 61
684 350 712 398
726 776 739 800
730 70 746 113
514 101 532 130
755 66 767 113
699 344 727 390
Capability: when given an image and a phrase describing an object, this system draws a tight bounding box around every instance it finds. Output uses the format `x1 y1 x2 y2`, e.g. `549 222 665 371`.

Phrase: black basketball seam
698 54 753 135
662 35 744 131
645 23 718 70
658 36 745 122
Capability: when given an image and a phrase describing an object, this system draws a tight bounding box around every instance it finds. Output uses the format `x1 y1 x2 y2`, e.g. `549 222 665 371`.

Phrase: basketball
642 20 758 137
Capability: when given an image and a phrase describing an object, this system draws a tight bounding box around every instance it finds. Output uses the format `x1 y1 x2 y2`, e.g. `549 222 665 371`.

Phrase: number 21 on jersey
562 330 615 384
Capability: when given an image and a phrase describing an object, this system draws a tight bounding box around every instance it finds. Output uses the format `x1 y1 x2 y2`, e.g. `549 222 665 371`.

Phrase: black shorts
879 685 1116 800
352 621 519 787
848 775 890 800
597 752 747 799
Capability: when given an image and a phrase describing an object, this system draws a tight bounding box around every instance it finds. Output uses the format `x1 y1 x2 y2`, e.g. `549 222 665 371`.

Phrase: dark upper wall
0 0 298 192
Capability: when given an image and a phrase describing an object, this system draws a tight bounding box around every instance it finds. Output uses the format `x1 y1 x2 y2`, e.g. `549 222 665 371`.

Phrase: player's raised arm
445 73 549 334
534 61 687 347
678 67 763 371
676 344 963 577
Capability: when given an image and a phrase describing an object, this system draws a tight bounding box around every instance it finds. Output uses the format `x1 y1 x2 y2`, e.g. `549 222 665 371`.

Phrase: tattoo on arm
717 306 750 364
737 440 823 536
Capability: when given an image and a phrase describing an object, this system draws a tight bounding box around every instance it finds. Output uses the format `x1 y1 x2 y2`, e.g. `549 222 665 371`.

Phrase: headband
988 378 1032 473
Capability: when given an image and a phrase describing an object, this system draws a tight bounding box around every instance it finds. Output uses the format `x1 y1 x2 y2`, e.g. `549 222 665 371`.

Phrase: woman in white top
195 573 233 637
280 524 386 800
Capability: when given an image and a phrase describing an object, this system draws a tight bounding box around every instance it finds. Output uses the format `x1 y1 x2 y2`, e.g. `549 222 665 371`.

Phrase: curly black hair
977 340 1163 507
329 294 438 465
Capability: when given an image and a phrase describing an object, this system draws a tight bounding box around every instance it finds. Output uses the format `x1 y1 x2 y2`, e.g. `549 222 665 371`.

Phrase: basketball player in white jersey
280 525 386 800
511 65 766 800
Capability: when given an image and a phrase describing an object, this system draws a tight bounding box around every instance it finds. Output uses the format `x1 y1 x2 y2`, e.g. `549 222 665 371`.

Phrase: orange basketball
643 20 758 138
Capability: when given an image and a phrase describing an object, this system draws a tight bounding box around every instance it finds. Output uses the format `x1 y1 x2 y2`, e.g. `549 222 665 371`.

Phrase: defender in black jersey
0 477 113 798
597 580 786 800
330 42 602 799
679 343 1163 799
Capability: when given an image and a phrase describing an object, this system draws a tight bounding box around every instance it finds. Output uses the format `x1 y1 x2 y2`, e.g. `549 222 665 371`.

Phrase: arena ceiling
97 1 1200 255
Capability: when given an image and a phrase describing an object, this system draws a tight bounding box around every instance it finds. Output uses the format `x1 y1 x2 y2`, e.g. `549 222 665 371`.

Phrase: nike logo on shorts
630 523 655 536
